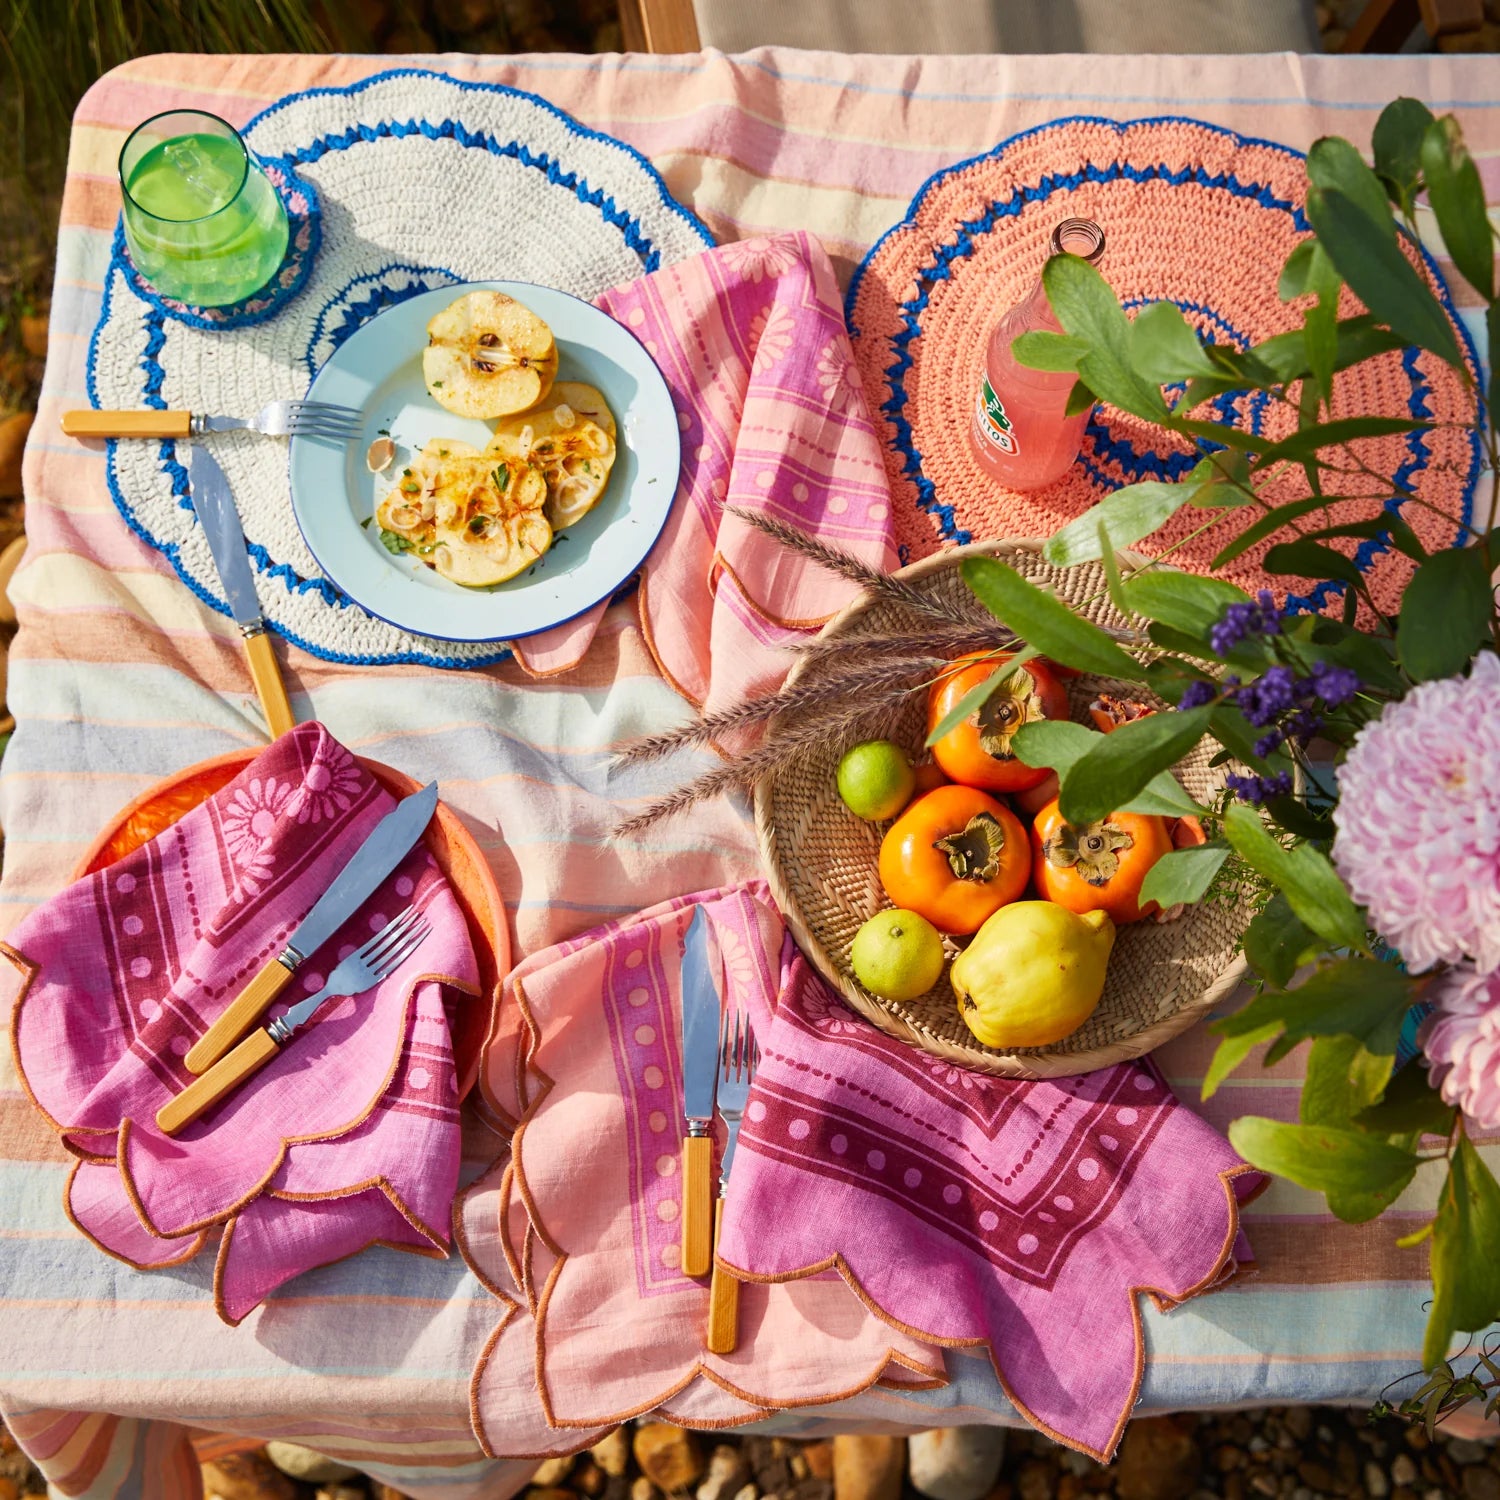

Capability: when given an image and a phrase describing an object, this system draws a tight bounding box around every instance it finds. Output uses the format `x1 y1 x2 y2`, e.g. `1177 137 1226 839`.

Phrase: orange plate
71 750 508 1100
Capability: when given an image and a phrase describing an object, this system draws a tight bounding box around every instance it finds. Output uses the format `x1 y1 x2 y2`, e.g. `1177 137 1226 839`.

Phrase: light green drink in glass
120 110 289 307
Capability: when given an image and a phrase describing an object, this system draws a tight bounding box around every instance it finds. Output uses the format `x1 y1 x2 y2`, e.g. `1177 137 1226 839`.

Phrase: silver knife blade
189 445 263 631
680 907 721 1126
286 782 439 963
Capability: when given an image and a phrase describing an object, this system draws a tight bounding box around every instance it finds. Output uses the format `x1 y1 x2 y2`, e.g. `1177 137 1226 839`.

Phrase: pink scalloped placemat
847 114 1482 616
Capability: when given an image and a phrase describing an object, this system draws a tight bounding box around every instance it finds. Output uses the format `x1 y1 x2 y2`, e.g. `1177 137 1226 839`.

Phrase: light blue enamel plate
289 280 680 643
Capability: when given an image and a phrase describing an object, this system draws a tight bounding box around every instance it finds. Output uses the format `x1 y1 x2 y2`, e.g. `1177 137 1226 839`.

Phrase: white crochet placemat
88 68 713 668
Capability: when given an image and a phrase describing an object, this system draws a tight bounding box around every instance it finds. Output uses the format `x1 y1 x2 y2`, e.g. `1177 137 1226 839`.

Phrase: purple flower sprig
1210 590 1281 656
1225 771 1294 805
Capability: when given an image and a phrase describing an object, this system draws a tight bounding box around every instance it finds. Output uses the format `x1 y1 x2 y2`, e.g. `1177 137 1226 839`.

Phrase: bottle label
975 377 1019 457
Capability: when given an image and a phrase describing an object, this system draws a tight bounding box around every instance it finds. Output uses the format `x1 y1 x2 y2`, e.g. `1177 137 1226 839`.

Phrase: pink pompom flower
1332 650 1500 975
1420 963 1500 1130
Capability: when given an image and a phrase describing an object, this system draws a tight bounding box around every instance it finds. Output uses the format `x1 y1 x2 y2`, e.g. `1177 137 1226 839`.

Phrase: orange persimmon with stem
1029 798 1173 925
927 652 1068 793
879 784 1030 935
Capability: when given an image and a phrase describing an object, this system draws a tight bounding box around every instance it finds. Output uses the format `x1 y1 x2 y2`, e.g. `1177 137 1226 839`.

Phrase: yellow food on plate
375 437 552 588
487 381 617 531
949 901 1115 1048
422 291 559 419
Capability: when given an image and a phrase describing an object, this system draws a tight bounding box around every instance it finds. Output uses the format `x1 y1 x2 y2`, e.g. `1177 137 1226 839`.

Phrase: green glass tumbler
119 110 290 308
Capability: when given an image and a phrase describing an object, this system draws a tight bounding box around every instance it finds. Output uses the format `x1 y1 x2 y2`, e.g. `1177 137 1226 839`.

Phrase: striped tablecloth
5 46 1498 1499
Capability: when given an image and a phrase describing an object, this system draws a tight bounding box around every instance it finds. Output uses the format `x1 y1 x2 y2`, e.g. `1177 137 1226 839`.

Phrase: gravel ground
3 1407 1495 1500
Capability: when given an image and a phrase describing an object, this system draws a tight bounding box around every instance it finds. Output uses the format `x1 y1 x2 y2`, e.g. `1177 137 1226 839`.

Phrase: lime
850 909 946 1001
837 740 916 821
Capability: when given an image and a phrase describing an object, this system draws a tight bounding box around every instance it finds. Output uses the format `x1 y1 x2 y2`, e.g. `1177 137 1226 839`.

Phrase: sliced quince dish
486 381 618 531
422 290 559 419
375 438 553 589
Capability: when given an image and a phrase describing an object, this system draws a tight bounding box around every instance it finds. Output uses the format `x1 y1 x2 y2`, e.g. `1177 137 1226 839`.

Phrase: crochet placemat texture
88 69 712 669
846 115 1481 617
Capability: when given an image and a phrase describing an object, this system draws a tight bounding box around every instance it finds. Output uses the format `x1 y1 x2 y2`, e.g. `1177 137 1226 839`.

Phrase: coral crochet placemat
847 114 1482 616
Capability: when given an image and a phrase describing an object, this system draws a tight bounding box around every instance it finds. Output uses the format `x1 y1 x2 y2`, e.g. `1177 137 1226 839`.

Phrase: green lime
837 739 916 821
850 909 946 1001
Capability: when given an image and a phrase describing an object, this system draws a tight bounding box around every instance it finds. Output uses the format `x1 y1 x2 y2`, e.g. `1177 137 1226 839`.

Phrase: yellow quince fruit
950 901 1115 1048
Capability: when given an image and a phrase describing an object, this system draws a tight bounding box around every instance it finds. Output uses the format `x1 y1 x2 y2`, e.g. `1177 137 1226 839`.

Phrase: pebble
1015 1459 1053 1500
1464 1468 1500 1500
698 1446 752 1500
1283 1410 1312 1442
909 1429 1007 1500
1449 1440 1490 1466
1115 1417 1201 1500
729 1487 756 1500
593 1432 630 1478
264 1444 358 1484
534 1459 575 1487
1249 1474 1277 1497
804 1445 834 1482
313 1487 364 1500
0 412 32 502
199 1453 297 1500
1366 1461 1391 1497
577 1462 608 1496
832 1436 904 1500
631 1479 661 1500
635 1427 705 1493
1392 1455 1419 1487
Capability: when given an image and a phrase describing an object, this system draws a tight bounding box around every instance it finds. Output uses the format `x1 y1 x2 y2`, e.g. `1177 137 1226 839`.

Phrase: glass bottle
969 217 1106 491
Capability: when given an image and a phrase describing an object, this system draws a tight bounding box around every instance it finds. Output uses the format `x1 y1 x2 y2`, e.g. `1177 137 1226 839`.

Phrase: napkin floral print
3 723 479 1324
716 932 1265 1461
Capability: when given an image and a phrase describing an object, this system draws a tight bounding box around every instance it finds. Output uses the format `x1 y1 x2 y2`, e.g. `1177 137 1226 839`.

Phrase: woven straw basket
753 539 1252 1079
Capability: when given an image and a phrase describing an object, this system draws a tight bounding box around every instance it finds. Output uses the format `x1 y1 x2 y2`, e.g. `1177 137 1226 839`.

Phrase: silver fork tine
290 401 359 417
372 918 431 978
286 418 363 439
358 905 423 965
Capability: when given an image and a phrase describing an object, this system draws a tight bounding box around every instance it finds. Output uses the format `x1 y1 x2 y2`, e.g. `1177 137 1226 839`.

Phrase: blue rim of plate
288 278 681 644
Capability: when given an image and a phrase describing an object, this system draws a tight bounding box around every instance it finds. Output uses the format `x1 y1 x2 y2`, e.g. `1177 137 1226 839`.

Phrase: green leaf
1042 481 1191 566
1251 415 1428 467
1144 656 1213 706
1065 378 1097 418
1228 1116 1419 1204
1396 546 1493 682
1307 136 1397 239
1100 526 1131 615
1042 255 1172 423
379 527 415 556
1138 841 1230 910
1011 330 1089 372
1425 1136 1500 1369
1203 1022 1282 1101
923 647 1040 748
1328 1130 1423 1223
1372 97 1436 217
1263 539 1367 595
1263 794 1335 843
1128 301 1219 382
1357 1064 1457 1137
1210 703 1280 769
1009 720 1204 817
1252 314 1406 384
1210 497 1338 569
1215 955 1414 1057
961 557 1146 679
1421 115 1494 301
1301 1032 1396 1128
1223 803 1369 952
1121 571 1250 637
1057 706 1213 825
1305 186 1466 374
1301 512 1427 564
1306 618 1406 695
1489 302 1500 418
1304 242 1343 407
1279 240 1318 300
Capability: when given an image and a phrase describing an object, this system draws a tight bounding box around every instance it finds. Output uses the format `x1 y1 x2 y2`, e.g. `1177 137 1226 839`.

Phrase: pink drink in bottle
970 217 1107 490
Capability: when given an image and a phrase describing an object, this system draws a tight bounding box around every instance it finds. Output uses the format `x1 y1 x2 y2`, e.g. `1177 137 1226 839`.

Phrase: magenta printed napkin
700 886 1264 1461
4 722 479 1324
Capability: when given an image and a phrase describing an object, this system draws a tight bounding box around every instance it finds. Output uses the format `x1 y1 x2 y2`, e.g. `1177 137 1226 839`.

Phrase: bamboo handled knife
189 445 295 739
679 907 720 1277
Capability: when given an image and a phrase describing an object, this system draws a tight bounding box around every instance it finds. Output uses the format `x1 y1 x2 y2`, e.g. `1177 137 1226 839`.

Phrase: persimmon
927 652 1069 793
878 785 1030 935
1030 798 1173 925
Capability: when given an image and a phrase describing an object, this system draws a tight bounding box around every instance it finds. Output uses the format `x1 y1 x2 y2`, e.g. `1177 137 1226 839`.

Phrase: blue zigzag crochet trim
304 265 465 379
90 70 711 670
847 112 1483 601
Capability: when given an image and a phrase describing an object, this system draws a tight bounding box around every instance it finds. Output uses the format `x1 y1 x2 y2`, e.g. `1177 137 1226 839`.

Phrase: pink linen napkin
710 890 1265 1462
5 722 480 1324
511 232 900 715
458 885 947 1457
